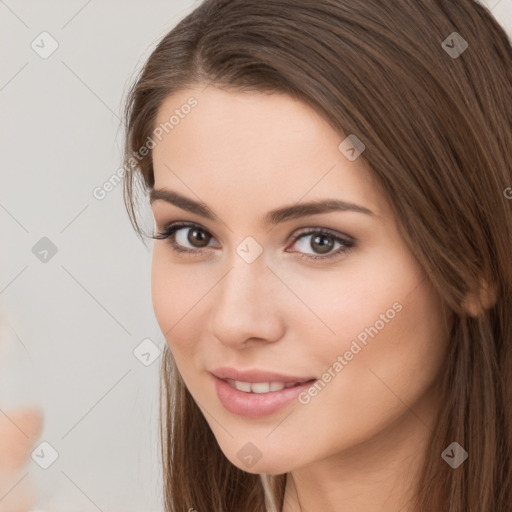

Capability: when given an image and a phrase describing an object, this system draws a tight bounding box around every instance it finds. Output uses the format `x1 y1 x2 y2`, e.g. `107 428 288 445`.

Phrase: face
150 85 450 474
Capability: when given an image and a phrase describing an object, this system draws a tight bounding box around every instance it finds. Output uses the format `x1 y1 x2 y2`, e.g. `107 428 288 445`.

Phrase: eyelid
152 221 219 256
153 220 221 244
153 220 353 243
287 227 354 261
152 221 355 261
291 226 354 243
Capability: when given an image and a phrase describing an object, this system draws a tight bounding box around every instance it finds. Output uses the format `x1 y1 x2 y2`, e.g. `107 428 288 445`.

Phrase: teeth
234 380 252 392
251 382 271 393
228 379 297 394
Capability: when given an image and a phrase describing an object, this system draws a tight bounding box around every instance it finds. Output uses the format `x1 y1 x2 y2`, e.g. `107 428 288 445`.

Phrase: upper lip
211 367 316 384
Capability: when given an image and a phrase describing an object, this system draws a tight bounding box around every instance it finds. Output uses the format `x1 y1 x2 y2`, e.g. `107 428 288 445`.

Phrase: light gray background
1 1 511 510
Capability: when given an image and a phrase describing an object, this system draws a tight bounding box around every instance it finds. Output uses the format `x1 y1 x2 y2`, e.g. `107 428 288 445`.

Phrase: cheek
283 281 449 467
150 250 175 333
361 277 450 385
288 250 449 414
278 256 415 352
307 276 449 427
296 244 434 356
150 249 198 352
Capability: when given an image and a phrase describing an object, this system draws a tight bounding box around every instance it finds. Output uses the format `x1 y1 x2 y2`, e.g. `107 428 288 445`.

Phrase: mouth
211 374 318 418
210 366 316 386
223 378 315 394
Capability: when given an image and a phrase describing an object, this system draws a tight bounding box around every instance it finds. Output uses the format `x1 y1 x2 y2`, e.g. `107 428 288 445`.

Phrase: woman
122 1 512 510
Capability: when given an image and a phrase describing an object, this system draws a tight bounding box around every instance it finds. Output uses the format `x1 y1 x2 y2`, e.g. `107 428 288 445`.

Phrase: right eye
151 222 218 256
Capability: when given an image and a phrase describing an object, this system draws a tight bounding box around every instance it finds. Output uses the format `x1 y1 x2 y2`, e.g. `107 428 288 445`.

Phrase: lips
212 374 317 418
210 367 317 417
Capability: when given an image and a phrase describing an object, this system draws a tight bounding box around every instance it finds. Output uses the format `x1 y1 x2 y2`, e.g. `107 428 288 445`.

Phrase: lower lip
212 374 317 418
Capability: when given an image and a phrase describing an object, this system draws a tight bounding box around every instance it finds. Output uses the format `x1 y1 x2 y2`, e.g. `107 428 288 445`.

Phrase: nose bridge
210 247 283 345
218 249 269 314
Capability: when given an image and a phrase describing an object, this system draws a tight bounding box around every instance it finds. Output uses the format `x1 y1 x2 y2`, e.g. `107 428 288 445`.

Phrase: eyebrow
149 188 374 224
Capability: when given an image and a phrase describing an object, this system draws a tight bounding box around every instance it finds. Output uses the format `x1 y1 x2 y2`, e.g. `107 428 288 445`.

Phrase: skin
150 85 452 512
0 407 43 511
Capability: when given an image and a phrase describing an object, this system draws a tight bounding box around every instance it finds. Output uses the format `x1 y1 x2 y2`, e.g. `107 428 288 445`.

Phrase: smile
213 375 317 418
225 379 309 393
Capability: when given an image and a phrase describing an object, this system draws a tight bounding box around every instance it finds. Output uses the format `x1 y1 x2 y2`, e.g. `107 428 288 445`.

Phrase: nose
210 254 285 349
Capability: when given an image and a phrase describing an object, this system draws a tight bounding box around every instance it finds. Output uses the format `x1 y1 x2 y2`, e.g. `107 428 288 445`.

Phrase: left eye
151 222 354 261
289 229 354 259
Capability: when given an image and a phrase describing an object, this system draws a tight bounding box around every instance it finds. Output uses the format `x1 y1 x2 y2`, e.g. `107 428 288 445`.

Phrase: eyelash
151 221 355 261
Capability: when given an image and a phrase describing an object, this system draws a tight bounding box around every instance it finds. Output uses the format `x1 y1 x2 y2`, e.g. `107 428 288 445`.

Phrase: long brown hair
122 1 512 510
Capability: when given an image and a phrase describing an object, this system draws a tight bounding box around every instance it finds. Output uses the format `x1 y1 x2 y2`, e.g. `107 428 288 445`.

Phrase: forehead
151 86 386 222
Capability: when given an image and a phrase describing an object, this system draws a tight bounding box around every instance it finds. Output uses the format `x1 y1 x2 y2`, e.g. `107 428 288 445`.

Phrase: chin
222 447 298 475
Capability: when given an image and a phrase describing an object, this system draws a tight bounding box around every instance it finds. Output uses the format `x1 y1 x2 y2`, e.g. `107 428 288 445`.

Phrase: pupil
312 234 333 254
188 228 210 247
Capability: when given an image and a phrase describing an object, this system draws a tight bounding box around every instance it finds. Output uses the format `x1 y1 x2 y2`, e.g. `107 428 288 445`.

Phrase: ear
462 278 497 317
